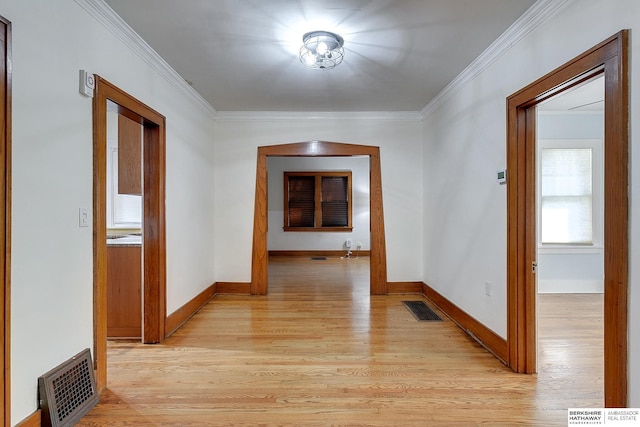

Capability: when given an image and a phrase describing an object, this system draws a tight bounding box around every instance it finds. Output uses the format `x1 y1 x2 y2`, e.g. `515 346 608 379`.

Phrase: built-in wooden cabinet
118 113 142 195
107 245 142 339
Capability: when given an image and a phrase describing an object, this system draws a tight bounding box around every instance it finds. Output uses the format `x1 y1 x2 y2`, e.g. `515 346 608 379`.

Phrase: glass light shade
299 31 344 70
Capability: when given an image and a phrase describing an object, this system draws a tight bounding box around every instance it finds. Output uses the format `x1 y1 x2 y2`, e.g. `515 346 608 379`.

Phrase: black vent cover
403 300 443 321
38 348 99 427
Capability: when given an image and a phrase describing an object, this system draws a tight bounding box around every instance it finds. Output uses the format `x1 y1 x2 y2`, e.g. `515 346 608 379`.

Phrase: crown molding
74 0 217 118
215 110 423 122
76 0 569 123
420 0 571 119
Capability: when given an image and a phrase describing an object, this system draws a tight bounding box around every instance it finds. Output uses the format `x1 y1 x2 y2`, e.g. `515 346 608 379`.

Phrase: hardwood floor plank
79 258 602 426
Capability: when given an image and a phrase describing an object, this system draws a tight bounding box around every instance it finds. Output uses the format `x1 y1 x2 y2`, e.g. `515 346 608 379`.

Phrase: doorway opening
93 77 167 391
506 31 628 407
535 75 605 405
266 155 371 296
251 141 387 296
105 107 144 340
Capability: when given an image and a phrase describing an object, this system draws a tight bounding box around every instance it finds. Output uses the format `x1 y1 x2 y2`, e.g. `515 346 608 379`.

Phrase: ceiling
104 0 537 112
538 75 604 112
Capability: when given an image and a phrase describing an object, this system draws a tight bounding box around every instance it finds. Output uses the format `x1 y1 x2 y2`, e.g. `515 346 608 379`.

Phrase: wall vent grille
38 348 99 427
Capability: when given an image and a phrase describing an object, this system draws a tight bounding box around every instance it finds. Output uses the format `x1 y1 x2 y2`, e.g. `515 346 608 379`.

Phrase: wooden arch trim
251 141 388 295
506 31 628 407
93 76 167 391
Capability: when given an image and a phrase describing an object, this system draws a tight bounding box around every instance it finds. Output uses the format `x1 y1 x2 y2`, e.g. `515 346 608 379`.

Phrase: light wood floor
79 257 603 426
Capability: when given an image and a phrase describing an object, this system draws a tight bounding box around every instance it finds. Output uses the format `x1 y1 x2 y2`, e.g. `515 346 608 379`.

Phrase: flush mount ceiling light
299 31 345 70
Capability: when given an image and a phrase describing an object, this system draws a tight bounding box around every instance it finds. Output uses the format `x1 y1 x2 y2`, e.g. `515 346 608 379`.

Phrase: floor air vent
38 348 99 427
403 300 443 321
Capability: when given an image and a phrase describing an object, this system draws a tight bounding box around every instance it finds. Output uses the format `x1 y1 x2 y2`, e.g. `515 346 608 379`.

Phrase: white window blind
540 148 593 244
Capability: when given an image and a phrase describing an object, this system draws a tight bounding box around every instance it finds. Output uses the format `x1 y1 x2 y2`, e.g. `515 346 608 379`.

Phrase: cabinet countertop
107 235 142 246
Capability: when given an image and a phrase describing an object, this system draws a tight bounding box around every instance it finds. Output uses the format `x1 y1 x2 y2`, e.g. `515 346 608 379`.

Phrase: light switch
79 207 89 227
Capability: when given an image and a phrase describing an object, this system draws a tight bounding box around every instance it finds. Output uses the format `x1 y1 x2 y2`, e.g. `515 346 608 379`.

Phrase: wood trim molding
15 410 40 427
0 15 10 427
283 171 352 232
506 31 628 407
142 117 167 344
216 282 251 295
93 76 167 391
422 282 508 364
387 282 423 294
268 250 371 257
166 283 217 336
252 141 387 296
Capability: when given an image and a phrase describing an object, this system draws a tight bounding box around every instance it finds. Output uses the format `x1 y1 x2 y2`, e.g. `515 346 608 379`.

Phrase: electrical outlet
345 240 352 248
485 281 492 296
357 241 362 248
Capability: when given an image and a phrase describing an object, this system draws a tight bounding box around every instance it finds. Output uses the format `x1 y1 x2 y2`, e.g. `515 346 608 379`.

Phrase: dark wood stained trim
165 283 217 336
422 283 508 364
368 149 388 295
0 15 10 427
387 282 423 294
92 80 108 392
142 121 167 343
268 250 371 257
216 282 252 294
93 76 166 391
252 141 387 296
506 31 628 407
15 410 40 427
251 151 268 295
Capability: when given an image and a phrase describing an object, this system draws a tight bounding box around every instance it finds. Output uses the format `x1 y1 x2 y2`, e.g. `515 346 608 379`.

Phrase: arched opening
251 141 388 295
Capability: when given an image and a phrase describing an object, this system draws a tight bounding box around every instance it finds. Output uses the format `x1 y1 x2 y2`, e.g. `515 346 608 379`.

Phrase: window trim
536 138 603 253
283 171 353 232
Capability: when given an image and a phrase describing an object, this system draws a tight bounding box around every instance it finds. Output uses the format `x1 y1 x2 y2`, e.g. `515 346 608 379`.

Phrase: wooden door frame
506 31 628 407
0 15 10 427
251 141 388 295
93 77 166 391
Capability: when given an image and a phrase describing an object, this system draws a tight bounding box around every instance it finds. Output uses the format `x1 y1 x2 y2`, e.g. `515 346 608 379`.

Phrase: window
538 140 602 247
284 171 352 232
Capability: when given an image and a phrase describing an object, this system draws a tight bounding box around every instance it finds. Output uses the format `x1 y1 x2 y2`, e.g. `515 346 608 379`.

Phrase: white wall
4 0 638 422
2 0 216 423
214 116 423 283
422 0 639 407
267 156 370 251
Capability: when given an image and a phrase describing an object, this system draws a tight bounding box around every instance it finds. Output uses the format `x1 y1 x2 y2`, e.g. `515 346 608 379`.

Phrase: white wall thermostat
497 169 507 185
79 69 95 98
